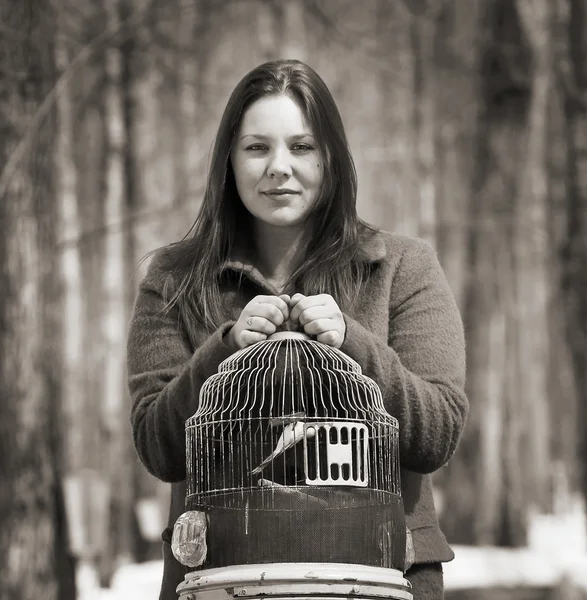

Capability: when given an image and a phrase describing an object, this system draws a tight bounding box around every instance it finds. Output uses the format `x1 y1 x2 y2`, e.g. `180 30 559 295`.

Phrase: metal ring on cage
267 330 310 340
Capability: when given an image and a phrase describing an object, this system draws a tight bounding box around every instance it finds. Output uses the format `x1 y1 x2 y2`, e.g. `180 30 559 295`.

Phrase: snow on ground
77 561 163 600
444 498 587 591
78 502 587 600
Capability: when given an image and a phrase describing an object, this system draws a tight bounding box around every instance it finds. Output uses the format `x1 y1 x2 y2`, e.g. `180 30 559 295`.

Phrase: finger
296 305 330 327
252 295 290 313
245 315 278 335
277 295 291 321
301 317 337 337
289 293 313 316
255 296 290 323
287 294 303 322
289 293 306 306
241 330 268 347
289 295 326 324
316 330 341 347
253 302 288 326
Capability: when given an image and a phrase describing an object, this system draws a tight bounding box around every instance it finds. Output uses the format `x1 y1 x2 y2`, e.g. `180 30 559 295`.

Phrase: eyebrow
239 133 315 141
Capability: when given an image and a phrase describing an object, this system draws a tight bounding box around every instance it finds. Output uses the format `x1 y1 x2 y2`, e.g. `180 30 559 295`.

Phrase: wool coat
127 225 469 599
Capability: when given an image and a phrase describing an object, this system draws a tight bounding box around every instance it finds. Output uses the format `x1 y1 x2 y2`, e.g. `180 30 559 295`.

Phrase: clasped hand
228 293 346 350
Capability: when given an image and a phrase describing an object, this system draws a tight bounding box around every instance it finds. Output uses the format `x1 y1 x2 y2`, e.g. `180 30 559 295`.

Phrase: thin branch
57 204 178 251
0 0 153 203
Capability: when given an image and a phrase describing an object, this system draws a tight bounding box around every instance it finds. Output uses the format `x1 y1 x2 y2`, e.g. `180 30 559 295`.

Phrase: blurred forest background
1 0 587 598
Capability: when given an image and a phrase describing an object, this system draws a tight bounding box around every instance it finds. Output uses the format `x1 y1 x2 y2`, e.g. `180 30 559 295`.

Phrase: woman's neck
253 223 308 290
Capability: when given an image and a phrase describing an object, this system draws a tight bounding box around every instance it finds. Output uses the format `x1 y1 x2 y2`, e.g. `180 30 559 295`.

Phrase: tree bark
175 0 198 207
98 0 138 583
67 0 112 576
431 0 485 541
544 0 580 503
445 0 539 545
513 0 553 513
410 1 439 246
122 0 174 559
374 0 420 235
563 0 587 516
432 0 483 310
55 8 89 569
0 0 76 597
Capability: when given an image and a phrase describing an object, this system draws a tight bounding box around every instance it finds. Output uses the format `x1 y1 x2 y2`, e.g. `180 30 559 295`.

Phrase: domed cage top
184 337 407 571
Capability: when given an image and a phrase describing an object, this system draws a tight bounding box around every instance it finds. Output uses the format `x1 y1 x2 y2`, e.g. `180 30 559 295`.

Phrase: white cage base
176 562 412 600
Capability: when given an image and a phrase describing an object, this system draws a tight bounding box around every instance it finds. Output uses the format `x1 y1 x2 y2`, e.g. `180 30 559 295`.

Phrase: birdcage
172 331 413 600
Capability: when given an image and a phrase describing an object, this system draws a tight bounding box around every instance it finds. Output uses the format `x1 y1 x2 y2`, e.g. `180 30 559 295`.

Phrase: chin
258 214 306 228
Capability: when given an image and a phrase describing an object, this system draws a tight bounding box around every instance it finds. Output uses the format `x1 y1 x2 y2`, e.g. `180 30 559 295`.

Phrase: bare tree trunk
432 0 484 541
374 0 420 235
280 0 309 61
99 0 138 583
410 2 438 246
511 0 553 514
175 0 198 207
0 0 75 597
122 0 173 559
562 0 587 517
459 115 516 544
68 2 112 576
174 0 213 211
433 0 483 309
447 0 539 545
55 10 88 570
125 0 185 247
545 0 580 502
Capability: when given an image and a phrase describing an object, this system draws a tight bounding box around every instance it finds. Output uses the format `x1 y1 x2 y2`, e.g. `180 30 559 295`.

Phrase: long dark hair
157 59 372 331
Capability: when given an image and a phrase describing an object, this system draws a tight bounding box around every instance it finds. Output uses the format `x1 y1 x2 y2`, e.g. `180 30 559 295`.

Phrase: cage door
303 422 369 487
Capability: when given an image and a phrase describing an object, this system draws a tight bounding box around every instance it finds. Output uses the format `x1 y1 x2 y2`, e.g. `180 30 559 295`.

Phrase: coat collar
355 224 387 262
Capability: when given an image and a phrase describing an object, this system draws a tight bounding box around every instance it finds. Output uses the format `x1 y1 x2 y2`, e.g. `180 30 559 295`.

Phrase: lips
263 189 300 195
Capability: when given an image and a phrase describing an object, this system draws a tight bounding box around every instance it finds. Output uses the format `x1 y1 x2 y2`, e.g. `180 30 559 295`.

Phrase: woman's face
231 94 324 232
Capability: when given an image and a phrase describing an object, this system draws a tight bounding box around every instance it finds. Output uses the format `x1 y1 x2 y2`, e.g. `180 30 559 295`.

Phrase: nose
267 148 292 178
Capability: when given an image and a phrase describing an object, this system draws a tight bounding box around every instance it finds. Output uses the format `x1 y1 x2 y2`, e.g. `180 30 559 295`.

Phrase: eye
245 144 267 152
292 143 314 153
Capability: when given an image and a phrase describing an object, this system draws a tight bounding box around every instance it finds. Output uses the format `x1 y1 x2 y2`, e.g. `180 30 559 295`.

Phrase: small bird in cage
251 412 314 475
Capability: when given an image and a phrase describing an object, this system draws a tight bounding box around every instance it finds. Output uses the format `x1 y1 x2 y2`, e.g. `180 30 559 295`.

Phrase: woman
127 59 468 600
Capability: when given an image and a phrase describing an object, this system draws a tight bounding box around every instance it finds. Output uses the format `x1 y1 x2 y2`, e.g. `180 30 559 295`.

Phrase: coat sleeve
340 239 468 474
127 258 236 483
